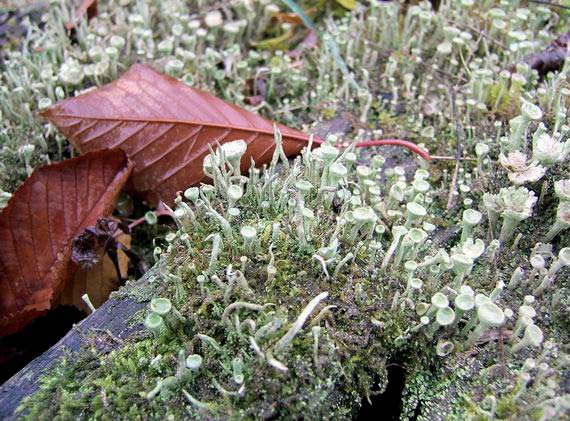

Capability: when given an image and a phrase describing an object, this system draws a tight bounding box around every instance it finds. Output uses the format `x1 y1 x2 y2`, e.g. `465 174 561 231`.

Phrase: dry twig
529 0 570 11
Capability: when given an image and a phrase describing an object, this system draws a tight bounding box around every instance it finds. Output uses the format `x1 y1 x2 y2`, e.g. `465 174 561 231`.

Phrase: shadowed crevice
356 361 407 421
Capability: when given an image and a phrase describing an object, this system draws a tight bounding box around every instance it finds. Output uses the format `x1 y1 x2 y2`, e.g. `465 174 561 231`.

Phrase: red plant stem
128 209 175 231
311 137 431 161
355 139 431 161
113 209 175 239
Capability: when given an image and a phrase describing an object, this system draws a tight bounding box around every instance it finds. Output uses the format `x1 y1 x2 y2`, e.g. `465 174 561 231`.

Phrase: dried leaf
273 12 305 25
43 65 430 207
0 149 132 337
525 32 570 77
64 0 98 31
58 230 130 313
42 64 310 206
72 229 103 269
246 76 268 99
71 217 127 269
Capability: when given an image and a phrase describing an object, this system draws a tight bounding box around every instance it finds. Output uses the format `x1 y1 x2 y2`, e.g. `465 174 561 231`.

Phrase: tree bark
0 294 146 420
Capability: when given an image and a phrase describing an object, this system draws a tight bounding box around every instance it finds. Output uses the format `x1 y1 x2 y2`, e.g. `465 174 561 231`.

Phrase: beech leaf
42 64 429 206
525 32 570 77
71 217 127 270
0 149 132 337
64 0 98 31
42 64 311 206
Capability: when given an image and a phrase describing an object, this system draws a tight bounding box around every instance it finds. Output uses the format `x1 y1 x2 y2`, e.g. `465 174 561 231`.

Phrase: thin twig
432 66 467 84
354 139 431 161
446 89 463 211
456 23 507 50
529 0 570 11
311 137 431 160
417 60 467 86
125 209 175 233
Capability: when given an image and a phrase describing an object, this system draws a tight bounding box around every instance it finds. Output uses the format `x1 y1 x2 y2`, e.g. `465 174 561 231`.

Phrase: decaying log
0 290 147 420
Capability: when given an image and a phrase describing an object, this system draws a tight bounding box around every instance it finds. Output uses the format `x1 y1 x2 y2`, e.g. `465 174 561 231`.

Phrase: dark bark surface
0 295 146 420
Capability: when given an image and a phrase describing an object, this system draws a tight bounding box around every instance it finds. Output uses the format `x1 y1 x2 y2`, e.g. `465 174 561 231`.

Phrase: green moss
496 393 518 419
551 287 570 334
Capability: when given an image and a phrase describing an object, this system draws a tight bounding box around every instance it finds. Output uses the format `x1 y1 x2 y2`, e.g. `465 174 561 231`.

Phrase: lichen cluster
1 0 565 194
18 132 570 419
4 0 570 419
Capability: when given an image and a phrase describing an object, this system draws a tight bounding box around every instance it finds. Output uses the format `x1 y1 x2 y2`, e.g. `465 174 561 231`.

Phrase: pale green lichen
7 0 570 419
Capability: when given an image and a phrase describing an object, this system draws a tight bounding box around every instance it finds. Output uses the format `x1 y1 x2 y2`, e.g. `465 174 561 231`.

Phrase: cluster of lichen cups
130 131 567 417
2 0 570 196
1 0 318 192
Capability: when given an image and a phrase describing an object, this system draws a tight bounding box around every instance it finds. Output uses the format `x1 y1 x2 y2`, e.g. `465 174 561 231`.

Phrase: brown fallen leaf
0 149 132 337
245 95 265 106
71 218 128 270
58 228 130 314
64 0 98 31
524 32 570 77
42 64 430 206
70 216 148 279
42 64 310 206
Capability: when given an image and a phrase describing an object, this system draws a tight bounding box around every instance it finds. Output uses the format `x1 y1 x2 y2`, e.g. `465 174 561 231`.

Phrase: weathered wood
0 294 147 420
